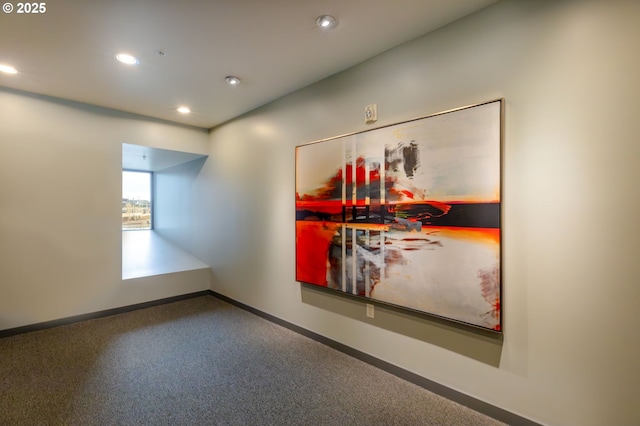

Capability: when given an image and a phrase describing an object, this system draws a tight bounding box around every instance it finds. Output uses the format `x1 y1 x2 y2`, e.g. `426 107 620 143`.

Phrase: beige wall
194 1 640 424
2 0 639 424
0 90 210 329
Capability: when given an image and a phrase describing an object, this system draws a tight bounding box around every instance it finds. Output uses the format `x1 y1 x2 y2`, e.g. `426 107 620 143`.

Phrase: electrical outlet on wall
365 104 377 124
366 303 375 318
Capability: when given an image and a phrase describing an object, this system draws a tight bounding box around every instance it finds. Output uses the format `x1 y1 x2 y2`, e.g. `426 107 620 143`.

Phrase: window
122 170 152 230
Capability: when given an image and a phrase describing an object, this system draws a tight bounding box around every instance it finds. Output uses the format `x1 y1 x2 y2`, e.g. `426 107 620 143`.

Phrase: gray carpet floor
0 296 505 425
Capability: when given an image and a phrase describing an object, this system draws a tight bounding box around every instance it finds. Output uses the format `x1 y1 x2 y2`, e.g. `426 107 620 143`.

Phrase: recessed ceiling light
316 15 338 29
0 64 18 74
177 106 191 114
225 76 240 86
115 53 140 65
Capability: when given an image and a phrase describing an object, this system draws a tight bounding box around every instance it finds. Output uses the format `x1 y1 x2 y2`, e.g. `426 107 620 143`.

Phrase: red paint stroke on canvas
296 222 339 286
296 199 343 215
344 156 381 186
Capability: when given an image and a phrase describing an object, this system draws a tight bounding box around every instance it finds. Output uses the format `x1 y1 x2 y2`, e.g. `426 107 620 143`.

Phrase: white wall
193 1 640 425
154 157 208 252
0 89 210 330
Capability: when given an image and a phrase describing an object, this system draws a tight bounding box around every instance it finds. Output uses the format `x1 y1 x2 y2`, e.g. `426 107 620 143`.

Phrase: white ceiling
122 143 207 172
0 0 498 129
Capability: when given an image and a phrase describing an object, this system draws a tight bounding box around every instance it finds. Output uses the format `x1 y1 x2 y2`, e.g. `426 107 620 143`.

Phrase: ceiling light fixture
0 64 18 74
115 53 140 65
177 106 191 114
225 76 240 86
315 15 337 29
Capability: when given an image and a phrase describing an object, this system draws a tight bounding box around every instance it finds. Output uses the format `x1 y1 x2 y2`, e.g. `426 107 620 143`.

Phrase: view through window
122 171 152 230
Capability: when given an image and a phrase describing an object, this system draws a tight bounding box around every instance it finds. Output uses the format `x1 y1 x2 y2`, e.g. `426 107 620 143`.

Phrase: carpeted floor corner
0 296 505 425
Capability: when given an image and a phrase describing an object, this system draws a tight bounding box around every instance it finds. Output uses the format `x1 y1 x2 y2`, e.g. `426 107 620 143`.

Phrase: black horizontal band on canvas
297 202 500 228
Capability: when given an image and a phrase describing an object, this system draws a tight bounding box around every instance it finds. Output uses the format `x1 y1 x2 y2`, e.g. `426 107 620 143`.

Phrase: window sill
122 230 209 280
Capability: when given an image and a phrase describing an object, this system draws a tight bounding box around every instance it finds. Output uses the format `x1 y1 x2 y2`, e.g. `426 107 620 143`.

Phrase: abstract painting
296 100 502 332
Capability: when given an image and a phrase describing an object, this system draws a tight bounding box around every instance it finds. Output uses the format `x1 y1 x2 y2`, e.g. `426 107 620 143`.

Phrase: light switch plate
365 104 377 124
